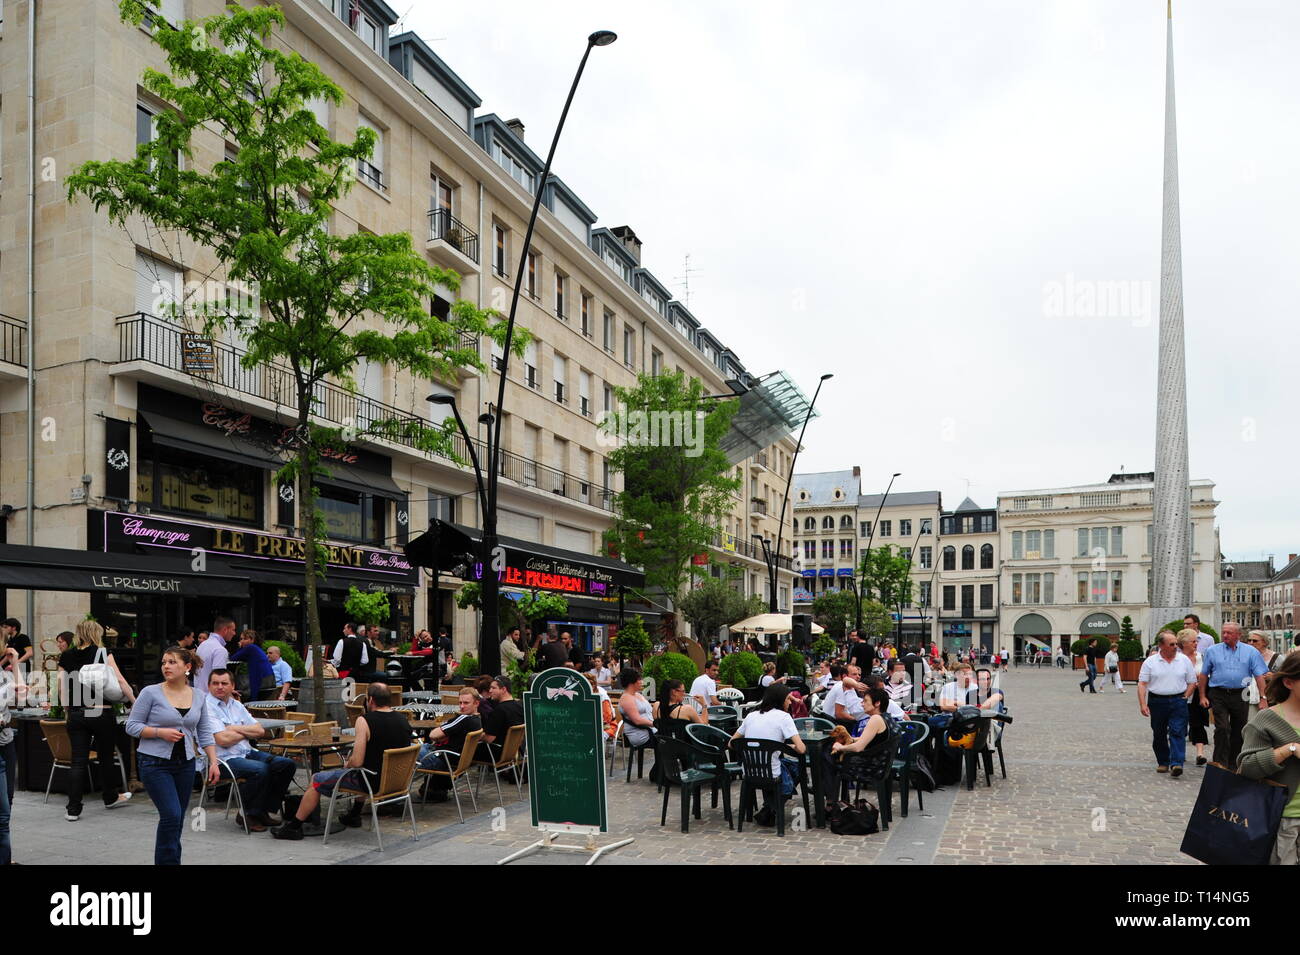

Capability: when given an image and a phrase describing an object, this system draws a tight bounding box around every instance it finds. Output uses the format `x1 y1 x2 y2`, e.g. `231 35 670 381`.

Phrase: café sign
470 547 637 597
103 511 418 583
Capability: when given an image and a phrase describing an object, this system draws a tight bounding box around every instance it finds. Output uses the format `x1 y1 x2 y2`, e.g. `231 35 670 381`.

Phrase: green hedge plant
643 652 699 695
777 648 807 678
1070 637 1111 656
719 651 763 689
1117 639 1144 662
456 653 479 680
264 639 305 677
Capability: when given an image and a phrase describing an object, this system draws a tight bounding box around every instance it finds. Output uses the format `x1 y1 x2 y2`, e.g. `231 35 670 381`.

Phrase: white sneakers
65 812 80 822
106 792 133 810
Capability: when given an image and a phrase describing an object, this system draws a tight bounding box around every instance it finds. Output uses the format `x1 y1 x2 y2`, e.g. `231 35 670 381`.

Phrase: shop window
137 437 262 526
316 483 386 545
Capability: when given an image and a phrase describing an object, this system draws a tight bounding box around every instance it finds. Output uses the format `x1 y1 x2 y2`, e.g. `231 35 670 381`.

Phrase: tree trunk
298 404 325 719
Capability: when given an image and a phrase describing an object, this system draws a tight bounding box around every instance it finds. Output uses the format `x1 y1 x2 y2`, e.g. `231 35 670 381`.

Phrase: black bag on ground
827 798 879 835
933 744 963 786
909 752 937 792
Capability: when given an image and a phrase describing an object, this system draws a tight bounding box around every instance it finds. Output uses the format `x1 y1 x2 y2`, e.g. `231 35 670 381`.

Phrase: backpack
909 752 937 793
827 798 880 835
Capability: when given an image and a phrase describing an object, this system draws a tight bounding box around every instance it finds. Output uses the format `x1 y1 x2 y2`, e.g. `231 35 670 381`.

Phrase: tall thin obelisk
1151 0 1193 634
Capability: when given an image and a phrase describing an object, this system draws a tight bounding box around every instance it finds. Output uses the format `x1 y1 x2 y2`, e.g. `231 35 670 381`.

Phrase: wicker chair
39 719 128 804
414 729 483 824
344 703 366 728
471 723 526 806
320 744 420 852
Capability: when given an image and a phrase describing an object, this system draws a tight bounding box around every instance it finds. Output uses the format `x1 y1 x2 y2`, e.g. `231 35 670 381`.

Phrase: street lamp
856 471 900 634
768 373 832 614
480 31 616 678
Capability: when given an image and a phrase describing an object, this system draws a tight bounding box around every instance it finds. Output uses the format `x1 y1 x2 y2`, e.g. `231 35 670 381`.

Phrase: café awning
0 543 250 599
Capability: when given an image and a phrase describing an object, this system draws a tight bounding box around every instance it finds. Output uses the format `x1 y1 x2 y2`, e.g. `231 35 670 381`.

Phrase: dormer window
833 489 843 500
491 138 534 192
348 3 384 54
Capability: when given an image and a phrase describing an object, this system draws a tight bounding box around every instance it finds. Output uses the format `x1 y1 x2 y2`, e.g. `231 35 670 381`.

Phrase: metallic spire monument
1150 0 1192 630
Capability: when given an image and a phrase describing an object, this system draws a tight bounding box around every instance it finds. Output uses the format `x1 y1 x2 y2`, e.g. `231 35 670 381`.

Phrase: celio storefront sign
102 511 418 585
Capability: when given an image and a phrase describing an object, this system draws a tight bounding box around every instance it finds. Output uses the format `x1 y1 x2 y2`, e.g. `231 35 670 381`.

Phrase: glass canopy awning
718 371 816 464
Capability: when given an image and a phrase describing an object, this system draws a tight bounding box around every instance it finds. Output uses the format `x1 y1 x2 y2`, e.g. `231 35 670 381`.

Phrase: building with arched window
792 468 862 609
1262 554 1300 653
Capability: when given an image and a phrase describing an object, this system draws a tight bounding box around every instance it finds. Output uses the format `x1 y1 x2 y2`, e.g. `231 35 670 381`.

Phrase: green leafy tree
811 590 858 641
678 577 763 645
857 599 894 642
455 582 567 642
811 634 837 659
1119 615 1136 641
776 648 807 678
344 587 390 629
67 3 512 713
611 616 652 667
603 371 740 605
858 545 914 609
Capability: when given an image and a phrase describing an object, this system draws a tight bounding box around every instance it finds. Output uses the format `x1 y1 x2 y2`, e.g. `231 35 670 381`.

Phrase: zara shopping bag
1179 763 1287 866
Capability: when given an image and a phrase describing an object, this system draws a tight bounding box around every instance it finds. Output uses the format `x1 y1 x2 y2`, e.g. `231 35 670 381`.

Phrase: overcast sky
404 1 1298 564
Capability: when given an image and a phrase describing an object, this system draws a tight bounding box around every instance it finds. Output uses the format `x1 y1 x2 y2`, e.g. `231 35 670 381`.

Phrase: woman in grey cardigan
1237 653 1300 865
126 646 220 865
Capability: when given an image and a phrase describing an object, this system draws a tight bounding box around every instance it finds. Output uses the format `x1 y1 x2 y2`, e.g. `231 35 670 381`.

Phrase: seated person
832 686 894 754
861 673 907 721
266 645 295 701
938 664 980 712
974 668 1006 711
480 675 525 758
586 673 618 739
417 687 482 801
827 664 867 729
587 655 613 688
813 660 833 692
410 629 435 656
759 662 787 688
271 684 412 838
473 675 496 720
731 684 805 825
617 668 656 749
884 660 915 709
205 668 296 831
229 630 274 701
651 679 705 738
828 686 896 796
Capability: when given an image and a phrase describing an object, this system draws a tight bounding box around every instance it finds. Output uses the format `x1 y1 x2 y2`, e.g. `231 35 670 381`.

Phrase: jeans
0 749 11 866
138 753 194 865
1080 664 1098 693
66 707 122 815
1148 694 1188 768
0 737 15 803
223 750 297 817
1208 687 1249 767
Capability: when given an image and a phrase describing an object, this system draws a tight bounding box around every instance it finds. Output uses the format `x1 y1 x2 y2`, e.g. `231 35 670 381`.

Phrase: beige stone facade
0 0 796 670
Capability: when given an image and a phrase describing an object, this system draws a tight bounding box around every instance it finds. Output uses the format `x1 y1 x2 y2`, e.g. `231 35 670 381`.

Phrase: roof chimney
1290 554 1297 564
852 466 861 478
505 117 525 141
609 225 642 265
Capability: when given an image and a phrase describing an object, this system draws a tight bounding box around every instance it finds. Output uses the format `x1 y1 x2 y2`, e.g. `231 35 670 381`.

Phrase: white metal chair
197 757 251 834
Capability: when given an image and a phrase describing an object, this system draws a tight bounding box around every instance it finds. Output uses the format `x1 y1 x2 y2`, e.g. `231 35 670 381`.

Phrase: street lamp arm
772 373 831 613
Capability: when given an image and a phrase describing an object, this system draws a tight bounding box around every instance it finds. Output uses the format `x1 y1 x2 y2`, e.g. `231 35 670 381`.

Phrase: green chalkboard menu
524 667 608 832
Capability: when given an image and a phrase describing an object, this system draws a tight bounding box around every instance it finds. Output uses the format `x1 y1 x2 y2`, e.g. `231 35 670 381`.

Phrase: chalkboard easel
498 667 633 865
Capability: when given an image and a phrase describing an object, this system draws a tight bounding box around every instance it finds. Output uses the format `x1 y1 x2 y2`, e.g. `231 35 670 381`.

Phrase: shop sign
103 511 418 583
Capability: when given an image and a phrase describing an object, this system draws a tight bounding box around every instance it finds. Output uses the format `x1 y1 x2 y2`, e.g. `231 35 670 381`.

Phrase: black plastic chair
835 723 903 830
657 738 729 833
614 722 654 782
730 738 787 836
686 722 742 809
891 719 930 817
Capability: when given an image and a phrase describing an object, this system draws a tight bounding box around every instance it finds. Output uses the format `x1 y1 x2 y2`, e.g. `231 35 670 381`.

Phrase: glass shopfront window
317 483 385 546
138 440 263 526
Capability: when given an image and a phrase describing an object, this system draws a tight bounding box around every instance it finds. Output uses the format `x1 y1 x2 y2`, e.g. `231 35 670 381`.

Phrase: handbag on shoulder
1179 762 1287 866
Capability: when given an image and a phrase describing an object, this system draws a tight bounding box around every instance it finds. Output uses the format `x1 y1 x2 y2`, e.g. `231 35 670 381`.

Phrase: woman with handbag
125 646 220 865
57 620 135 822
1237 654 1300 864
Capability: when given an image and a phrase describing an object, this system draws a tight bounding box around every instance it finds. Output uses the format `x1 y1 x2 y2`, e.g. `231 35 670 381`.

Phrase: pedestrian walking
126 646 220 865
1137 630 1197 777
1245 631 1282 720
1177 631 1208 765
1198 622 1269 767
1104 645 1124 693
1079 638 1102 694
58 620 135 821
1236 653 1300 864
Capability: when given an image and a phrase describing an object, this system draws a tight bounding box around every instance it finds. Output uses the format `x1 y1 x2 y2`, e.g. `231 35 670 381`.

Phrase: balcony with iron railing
113 313 611 511
426 208 480 272
0 314 27 375
710 532 794 571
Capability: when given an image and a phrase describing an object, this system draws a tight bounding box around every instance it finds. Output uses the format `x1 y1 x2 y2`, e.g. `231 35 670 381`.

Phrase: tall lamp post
478 30 617 678
763 373 832 614
856 471 900 634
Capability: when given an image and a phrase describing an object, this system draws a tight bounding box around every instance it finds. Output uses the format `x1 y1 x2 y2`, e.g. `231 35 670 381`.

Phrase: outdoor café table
404 690 438 702
246 700 290 709
255 717 303 737
798 729 833 828
263 730 354 775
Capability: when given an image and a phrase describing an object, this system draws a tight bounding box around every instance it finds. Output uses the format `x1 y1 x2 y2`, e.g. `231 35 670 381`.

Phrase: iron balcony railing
427 208 480 262
0 314 26 367
710 532 794 571
115 313 610 511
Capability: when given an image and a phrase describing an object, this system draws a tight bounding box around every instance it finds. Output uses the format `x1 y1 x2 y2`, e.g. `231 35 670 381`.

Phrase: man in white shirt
938 664 980 711
829 665 867 726
1138 630 1199 777
689 660 721 713
196 617 233 690
206 668 296 830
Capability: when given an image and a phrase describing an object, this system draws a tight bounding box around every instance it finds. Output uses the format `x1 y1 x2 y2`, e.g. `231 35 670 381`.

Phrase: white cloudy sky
404 0 1299 563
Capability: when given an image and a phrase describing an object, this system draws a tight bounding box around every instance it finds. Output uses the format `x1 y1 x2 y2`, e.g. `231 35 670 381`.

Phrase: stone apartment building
1218 557 1272 635
1262 554 1300 652
934 498 999 656
0 0 798 680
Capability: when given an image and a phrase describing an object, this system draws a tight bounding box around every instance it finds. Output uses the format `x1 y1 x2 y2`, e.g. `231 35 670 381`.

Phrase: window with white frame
579 371 591 416
623 325 635 367
355 115 385 190
554 271 567 319
602 310 615 352
526 250 539 299
899 519 912 537
919 546 932 569
493 224 508 277
553 353 567 404
651 348 663 376
491 138 534 192
349 4 384 53
523 340 538 389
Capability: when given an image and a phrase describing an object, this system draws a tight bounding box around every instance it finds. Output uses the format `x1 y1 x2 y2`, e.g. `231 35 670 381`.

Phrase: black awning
318 461 404 499
0 543 249 599
140 412 281 472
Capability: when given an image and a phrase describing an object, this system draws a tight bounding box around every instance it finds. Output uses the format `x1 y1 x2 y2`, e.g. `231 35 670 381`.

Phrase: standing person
1104 644 1124 693
1237 653 1300 865
197 618 233 690
1177 631 1209 765
58 620 135 821
174 628 196 651
1184 613 1214 656
847 632 873 673
1199 622 1269 767
267 645 295 701
499 626 525 667
331 623 368 680
1245 631 1282 720
1137 630 1198 777
0 650 30 864
0 619 32 683
1079 639 1101 694
126 646 220 864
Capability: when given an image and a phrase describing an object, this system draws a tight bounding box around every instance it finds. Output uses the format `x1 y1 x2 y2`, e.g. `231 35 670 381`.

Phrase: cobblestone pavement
932 664 1201 865
10 666 1203 864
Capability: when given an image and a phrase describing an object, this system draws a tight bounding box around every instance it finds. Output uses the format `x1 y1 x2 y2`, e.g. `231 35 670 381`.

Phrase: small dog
829 725 853 746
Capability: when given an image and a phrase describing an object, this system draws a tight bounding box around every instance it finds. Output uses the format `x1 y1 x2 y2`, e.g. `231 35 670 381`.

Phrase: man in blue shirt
267 645 294 701
230 630 275 702
1198 622 1268 766
206 669 297 831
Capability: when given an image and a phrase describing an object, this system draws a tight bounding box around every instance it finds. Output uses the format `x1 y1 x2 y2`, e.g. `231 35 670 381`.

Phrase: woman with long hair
126 646 219 865
652 679 704 739
1238 653 1300 864
1177 630 1209 765
58 620 135 822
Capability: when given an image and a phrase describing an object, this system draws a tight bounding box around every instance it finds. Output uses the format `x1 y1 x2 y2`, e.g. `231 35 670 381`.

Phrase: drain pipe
24 0 37 631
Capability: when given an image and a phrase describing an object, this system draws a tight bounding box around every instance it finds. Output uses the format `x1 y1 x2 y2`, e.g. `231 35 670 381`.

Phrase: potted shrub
1160 619 1218 643
719 651 763 702
810 634 836 660
611 616 652 669
777 648 808 679
1071 636 1112 670
642 652 699 701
